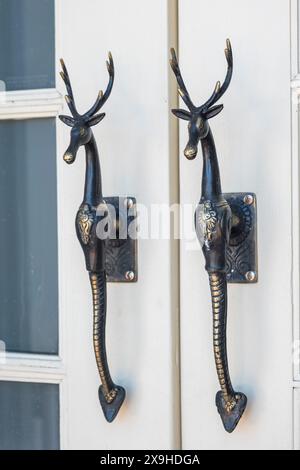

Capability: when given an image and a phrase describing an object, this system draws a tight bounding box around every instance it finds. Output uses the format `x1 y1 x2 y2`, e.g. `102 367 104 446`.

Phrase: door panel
58 0 180 449
179 0 293 449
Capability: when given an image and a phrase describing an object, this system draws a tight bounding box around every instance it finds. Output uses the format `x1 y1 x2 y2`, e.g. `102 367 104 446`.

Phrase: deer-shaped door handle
59 54 137 423
170 40 257 433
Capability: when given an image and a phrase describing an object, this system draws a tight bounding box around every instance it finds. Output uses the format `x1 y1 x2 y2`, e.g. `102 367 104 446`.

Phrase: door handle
170 40 257 433
59 54 137 423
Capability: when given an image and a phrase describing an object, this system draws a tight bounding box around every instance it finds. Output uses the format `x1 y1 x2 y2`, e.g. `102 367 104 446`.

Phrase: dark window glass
0 0 55 90
0 119 58 354
0 381 59 450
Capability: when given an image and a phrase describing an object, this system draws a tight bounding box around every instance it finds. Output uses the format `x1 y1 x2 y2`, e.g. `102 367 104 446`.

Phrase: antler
170 47 196 111
84 52 114 119
60 53 114 120
201 39 233 110
60 59 79 117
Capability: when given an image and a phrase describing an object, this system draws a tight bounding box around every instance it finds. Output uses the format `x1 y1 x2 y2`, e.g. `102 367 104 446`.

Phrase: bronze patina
170 40 250 433
59 54 125 423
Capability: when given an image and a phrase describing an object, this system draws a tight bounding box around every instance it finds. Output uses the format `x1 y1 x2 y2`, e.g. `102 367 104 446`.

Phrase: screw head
125 270 135 281
245 271 256 282
125 198 134 209
243 194 254 206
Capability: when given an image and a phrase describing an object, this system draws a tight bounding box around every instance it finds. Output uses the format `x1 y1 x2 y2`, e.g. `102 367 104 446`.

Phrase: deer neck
83 134 103 207
200 128 222 202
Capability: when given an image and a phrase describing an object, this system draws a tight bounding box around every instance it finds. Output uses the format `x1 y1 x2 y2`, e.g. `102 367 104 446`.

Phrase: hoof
216 391 247 433
98 385 126 423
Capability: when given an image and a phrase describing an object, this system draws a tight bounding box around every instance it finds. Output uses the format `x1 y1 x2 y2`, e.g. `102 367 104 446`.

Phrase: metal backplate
104 196 138 283
224 192 257 283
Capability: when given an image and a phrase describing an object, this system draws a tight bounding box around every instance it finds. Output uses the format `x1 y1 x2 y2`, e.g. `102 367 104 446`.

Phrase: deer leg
76 203 125 422
209 272 247 433
89 271 125 423
196 199 247 432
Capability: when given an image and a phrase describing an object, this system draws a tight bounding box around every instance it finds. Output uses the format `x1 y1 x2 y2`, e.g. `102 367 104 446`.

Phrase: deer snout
63 142 79 164
63 152 75 164
184 144 198 160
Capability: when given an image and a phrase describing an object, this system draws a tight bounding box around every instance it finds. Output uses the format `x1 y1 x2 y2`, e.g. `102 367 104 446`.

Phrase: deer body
197 128 231 274
59 54 125 422
200 129 221 200
75 136 105 273
171 40 247 432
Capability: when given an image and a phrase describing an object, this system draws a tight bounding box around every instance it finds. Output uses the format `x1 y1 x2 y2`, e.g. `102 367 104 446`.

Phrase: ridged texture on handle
209 272 235 407
209 272 247 432
89 271 116 403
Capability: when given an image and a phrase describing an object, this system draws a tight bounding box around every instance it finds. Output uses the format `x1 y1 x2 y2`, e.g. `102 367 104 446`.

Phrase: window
0 0 64 450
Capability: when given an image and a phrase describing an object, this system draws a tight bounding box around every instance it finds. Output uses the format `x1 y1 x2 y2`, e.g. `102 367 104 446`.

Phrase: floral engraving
76 204 95 245
196 200 217 248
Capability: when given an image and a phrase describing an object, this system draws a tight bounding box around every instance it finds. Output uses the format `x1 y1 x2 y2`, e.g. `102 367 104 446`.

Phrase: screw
245 271 256 282
125 271 135 281
125 198 134 209
243 194 254 206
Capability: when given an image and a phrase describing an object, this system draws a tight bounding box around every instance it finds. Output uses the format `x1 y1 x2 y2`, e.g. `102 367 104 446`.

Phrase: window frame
0 0 66 449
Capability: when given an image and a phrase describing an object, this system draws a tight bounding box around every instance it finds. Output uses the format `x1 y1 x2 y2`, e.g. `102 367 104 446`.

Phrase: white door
178 0 297 450
0 0 298 451
57 0 180 450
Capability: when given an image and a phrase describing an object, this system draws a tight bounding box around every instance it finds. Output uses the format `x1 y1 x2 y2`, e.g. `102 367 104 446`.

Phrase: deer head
170 39 232 160
59 53 114 164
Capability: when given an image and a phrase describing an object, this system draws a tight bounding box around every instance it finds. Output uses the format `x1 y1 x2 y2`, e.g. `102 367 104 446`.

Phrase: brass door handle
170 40 257 433
59 55 137 422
